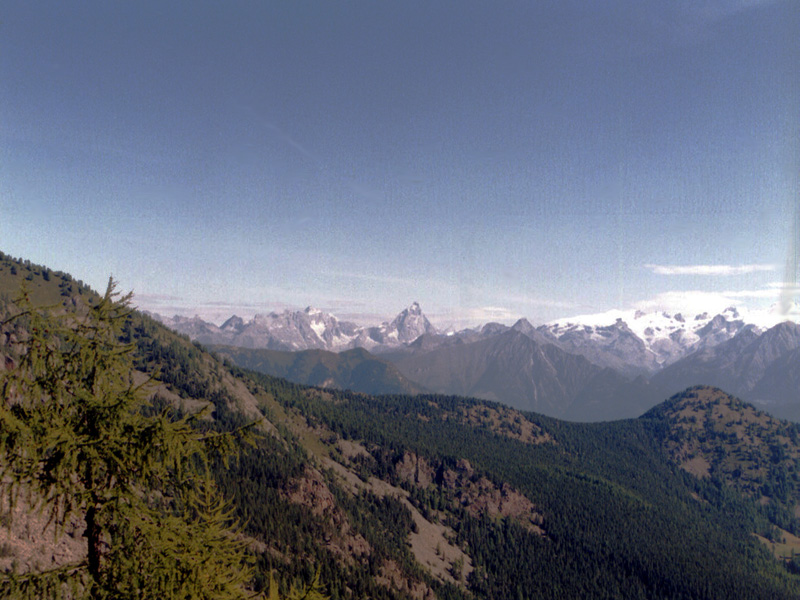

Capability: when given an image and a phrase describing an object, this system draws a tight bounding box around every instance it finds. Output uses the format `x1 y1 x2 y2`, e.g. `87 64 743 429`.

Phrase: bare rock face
463 480 545 534
1 354 15 371
386 302 437 344
285 467 338 517
353 302 439 350
397 452 545 535
543 319 659 376
284 467 370 562
437 464 545 534
0 490 86 576
376 559 435 600
542 307 753 371
394 452 435 488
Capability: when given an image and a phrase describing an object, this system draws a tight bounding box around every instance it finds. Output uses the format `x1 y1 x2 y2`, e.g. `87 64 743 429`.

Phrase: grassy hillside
0 251 93 307
3 252 800 599
643 386 800 546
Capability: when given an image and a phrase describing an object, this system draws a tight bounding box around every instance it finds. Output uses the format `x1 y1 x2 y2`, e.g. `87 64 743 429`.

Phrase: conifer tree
0 280 255 599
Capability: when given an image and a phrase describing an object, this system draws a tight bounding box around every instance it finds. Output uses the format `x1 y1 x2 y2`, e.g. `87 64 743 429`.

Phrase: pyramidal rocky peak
385 301 437 344
220 315 245 332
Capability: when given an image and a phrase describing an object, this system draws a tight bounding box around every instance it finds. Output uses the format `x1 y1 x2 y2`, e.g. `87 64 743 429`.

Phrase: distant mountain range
155 302 800 421
156 301 435 352
650 321 800 420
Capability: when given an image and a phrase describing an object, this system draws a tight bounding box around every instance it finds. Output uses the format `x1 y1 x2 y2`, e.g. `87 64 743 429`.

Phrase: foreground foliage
0 281 253 599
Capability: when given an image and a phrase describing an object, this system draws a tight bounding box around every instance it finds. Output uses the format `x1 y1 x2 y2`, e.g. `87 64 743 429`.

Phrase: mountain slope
210 345 427 396
286 385 800 599
4 252 800 599
650 322 800 404
0 256 466 599
541 318 658 376
390 329 653 419
751 348 800 420
154 293 800 420
642 386 800 529
375 301 437 345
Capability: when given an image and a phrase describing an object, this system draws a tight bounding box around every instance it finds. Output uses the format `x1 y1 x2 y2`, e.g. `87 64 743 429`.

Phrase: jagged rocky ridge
159 302 800 421
157 301 436 352
160 303 794 370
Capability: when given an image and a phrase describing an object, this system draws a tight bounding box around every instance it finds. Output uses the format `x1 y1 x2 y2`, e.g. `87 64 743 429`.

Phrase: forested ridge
2 251 800 599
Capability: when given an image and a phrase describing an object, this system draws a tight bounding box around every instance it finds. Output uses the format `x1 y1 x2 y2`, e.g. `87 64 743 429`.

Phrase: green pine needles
0 280 258 599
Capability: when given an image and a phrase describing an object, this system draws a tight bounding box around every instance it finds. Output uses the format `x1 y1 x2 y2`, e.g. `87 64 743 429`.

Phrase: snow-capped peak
383 302 437 344
543 307 756 367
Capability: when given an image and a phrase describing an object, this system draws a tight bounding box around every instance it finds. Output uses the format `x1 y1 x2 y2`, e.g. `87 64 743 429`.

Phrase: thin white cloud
698 0 783 20
674 0 789 49
467 306 518 322
767 281 800 290
240 104 325 167
634 291 740 315
324 270 414 287
496 292 577 310
644 263 776 276
132 292 299 324
133 293 185 303
633 284 799 318
429 306 521 330
721 289 783 299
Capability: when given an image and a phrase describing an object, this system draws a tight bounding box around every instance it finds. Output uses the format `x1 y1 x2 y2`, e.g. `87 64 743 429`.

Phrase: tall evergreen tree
0 280 254 599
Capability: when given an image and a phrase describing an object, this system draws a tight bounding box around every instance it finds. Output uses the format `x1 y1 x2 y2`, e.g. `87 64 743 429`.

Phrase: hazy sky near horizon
2 1 798 327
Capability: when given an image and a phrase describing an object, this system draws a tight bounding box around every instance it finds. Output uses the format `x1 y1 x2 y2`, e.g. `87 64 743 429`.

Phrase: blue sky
2 1 798 327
